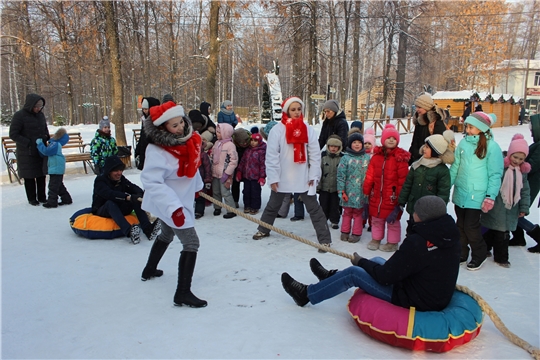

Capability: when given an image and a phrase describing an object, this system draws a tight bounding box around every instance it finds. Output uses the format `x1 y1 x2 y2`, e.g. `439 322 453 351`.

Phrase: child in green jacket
398 133 454 234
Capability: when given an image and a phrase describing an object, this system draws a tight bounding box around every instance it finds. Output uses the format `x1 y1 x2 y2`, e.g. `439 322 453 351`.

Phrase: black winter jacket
408 109 446 164
135 97 160 170
9 94 50 178
91 156 144 215
358 214 460 311
318 111 349 150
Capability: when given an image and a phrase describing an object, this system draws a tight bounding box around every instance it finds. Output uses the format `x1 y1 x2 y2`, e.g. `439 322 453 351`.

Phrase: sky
1 121 539 359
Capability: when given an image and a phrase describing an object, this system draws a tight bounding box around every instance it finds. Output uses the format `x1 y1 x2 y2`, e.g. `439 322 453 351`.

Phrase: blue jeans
518 217 536 232
307 257 393 305
293 193 305 218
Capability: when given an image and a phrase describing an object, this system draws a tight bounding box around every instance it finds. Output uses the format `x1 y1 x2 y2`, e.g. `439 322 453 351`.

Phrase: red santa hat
281 96 304 114
149 101 185 126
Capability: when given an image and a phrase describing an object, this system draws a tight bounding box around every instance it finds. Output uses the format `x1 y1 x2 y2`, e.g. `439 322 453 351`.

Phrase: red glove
235 172 242 182
195 191 200 199
481 198 495 213
172 207 185 227
341 191 349 202
258 178 266 186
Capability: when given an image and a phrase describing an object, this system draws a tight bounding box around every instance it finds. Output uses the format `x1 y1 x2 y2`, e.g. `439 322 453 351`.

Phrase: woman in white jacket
139 101 207 308
252 97 332 252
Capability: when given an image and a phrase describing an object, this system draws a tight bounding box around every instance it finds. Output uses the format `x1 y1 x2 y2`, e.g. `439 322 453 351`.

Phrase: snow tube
69 207 139 239
347 289 483 353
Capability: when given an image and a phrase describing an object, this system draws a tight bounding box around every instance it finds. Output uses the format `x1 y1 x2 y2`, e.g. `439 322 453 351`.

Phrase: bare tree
102 1 126 145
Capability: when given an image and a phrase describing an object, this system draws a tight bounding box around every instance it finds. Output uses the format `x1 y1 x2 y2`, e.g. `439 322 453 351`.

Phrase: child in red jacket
363 124 410 252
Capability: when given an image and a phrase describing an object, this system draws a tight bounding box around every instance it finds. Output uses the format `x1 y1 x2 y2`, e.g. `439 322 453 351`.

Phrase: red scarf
162 132 202 178
281 113 308 163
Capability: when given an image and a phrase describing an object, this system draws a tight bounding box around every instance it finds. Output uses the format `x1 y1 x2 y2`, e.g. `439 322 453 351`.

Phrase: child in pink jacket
211 123 238 219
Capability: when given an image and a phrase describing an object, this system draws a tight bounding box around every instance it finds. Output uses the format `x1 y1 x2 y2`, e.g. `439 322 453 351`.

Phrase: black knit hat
347 128 364 148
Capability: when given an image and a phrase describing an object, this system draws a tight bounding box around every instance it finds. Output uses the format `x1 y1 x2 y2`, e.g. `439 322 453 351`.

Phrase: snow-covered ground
1 121 539 359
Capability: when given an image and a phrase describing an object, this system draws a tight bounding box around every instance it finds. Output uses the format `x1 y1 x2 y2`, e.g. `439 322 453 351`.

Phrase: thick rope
199 191 540 359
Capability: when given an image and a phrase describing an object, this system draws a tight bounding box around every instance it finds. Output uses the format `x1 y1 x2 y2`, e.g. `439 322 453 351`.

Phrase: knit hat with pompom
507 133 529 157
363 128 376 148
381 124 400 145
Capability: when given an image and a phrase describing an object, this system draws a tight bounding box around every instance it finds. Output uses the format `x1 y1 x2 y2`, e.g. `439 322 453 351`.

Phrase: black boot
309 258 337 281
173 251 207 308
527 225 540 253
141 240 169 281
492 231 510 265
508 227 526 246
281 272 309 307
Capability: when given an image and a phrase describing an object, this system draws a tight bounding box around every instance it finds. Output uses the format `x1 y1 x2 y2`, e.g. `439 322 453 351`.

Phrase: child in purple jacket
236 132 267 214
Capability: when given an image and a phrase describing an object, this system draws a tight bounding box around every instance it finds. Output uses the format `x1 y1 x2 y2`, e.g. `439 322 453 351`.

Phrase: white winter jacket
141 143 203 229
265 122 321 193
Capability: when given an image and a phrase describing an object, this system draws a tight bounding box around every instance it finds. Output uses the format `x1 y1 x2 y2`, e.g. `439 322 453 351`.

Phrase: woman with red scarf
252 97 332 252
140 101 207 308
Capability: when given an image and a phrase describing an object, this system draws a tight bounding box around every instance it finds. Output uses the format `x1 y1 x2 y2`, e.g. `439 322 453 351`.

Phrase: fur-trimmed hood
413 107 446 126
143 114 193 147
51 127 69 146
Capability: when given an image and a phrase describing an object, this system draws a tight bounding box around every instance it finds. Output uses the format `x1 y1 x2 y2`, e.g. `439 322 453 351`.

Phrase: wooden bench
2 132 94 184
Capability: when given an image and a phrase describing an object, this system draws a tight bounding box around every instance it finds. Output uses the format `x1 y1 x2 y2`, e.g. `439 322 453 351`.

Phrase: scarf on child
412 156 441 170
281 112 308 163
162 132 202 178
500 165 523 210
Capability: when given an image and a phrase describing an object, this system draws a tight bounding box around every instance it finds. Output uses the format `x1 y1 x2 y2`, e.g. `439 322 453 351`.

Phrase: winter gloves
481 198 495 213
221 173 230 184
341 191 349 202
351 252 364 266
386 205 403 224
172 207 185 227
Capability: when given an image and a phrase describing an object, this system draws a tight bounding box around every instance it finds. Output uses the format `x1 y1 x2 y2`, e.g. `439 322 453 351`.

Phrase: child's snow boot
508 227 526 246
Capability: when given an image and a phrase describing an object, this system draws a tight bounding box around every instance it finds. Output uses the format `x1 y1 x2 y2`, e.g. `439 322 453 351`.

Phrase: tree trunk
207 1 220 111
350 1 361 121
393 2 409 118
103 1 126 146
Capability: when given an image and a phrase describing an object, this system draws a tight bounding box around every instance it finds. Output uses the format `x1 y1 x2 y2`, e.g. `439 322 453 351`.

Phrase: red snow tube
347 289 483 352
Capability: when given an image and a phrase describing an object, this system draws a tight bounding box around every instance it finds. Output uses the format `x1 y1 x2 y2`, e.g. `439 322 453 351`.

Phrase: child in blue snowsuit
36 127 72 208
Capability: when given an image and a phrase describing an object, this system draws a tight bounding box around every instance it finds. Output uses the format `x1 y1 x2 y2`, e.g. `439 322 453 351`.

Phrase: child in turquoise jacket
450 112 503 271
36 127 72 208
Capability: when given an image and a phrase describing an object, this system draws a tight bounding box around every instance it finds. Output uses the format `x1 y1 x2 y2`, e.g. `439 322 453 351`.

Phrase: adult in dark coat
134 97 160 170
408 93 447 165
318 99 349 150
9 93 50 205
92 155 159 244
281 196 461 312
